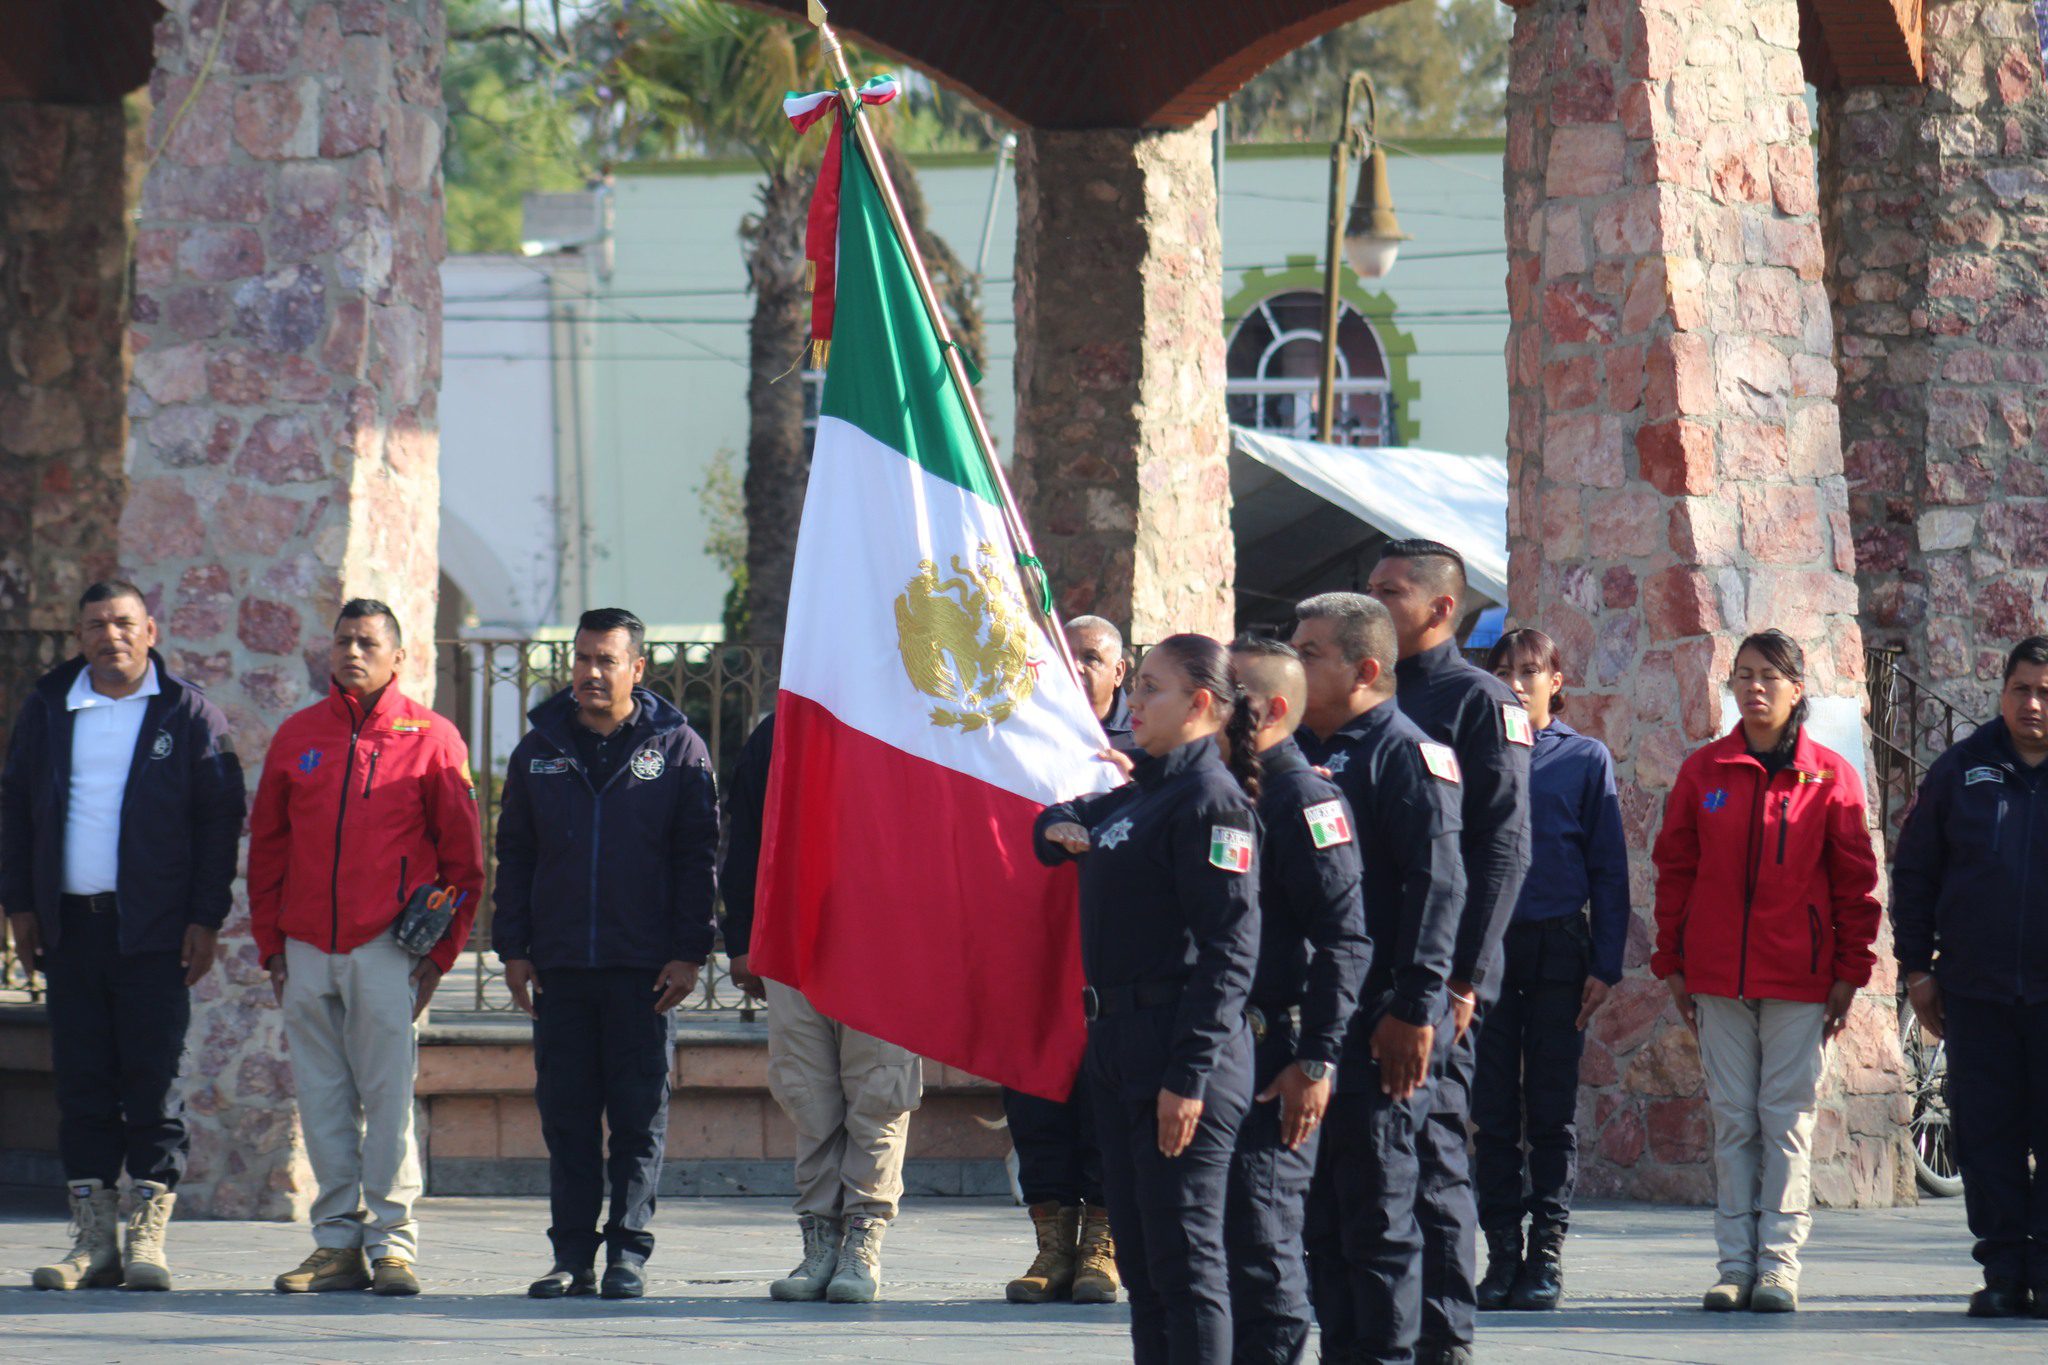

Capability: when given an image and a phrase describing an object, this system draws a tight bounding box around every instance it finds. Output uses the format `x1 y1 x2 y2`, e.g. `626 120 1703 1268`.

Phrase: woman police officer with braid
1035 633 1263 1364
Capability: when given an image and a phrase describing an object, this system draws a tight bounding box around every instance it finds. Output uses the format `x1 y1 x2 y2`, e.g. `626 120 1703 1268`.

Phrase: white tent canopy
1230 427 1509 605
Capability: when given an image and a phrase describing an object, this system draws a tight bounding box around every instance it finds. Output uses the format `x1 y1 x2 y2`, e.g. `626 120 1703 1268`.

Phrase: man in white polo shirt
2 581 245 1291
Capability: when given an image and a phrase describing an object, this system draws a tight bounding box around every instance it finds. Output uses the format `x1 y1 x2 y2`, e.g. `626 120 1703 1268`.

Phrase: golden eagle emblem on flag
894 543 1041 732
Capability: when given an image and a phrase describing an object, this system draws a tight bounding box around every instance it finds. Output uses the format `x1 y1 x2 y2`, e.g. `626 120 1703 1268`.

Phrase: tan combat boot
1070 1205 1120 1304
275 1246 372 1293
769 1214 842 1302
32 1180 122 1290
826 1213 887 1303
1005 1202 1079 1304
121 1181 177 1291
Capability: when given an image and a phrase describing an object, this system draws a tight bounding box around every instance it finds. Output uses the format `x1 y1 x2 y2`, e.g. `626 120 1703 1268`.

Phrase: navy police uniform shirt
1034 735 1261 1101
1101 691 1135 749
1393 639 1533 987
1515 718 1631 985
1300 701 1465 1087
717 712 774 957
1893 716 2048 1005
1251 737 1372 1069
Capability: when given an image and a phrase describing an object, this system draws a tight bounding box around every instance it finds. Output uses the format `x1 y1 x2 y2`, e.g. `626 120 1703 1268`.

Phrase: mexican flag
751 99 1115 1102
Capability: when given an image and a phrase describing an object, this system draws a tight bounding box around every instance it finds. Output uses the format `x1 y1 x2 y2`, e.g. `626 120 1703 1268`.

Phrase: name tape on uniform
1502 703 1534 747
1966 765 2004 786
1208 825 1253 873
1303 800 1353 849
1420 741 1462 784
530 756 571 775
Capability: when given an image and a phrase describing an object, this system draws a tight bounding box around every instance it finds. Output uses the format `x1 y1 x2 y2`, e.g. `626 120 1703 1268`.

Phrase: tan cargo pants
765 980 922 1222
282 934 424 1262
1694 995 1827 1280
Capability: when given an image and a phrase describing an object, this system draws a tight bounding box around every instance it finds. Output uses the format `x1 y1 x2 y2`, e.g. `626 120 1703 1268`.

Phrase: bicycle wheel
1898 998 1963 1198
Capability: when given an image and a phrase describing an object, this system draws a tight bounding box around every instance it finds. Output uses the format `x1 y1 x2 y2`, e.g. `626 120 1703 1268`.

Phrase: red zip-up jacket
249 682 484 974
1650 726 1880 1003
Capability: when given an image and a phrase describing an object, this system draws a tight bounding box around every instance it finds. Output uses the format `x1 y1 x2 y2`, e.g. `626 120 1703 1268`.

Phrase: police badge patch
1208 825 1253 873
1966 765 2005 786
630 747 666 781
1303 800 1352 849
149 731 173 760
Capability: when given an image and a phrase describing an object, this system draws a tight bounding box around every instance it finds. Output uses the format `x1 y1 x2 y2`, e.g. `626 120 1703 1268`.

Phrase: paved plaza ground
0 1191 2038 1361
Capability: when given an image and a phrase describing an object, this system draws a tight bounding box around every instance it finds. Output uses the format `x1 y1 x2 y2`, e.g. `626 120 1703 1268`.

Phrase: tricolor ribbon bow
783 76 899 368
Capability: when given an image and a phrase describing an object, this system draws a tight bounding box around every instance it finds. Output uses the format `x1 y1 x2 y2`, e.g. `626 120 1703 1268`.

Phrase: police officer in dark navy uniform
1035 633 1262 1364
1291 592 1467 1364
1894 635 2048 1320
1368 542 1532 1365
1223 637 1371 1364
1002 616 1130 1306
493 609 720 1301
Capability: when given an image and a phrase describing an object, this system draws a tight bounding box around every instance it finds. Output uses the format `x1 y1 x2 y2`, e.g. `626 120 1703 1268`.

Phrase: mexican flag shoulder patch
1502 703 1534 747
1303 799 1352 850
1420 741 1462 784
1208 824 1253 873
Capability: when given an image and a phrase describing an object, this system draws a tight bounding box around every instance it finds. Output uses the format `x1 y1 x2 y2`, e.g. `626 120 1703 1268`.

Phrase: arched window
1226 291 1395 446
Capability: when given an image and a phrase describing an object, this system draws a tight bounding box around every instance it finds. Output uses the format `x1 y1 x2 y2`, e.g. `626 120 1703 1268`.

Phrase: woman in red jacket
1651 630 1880 1317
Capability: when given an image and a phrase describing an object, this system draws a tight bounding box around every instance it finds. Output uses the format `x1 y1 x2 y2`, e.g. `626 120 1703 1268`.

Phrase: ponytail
1148 632 1263 800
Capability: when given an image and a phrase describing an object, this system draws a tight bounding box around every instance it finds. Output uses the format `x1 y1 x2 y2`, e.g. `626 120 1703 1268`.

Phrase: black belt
1083 978 1187 1022
1247 1003 1301 1044
59 893 117 914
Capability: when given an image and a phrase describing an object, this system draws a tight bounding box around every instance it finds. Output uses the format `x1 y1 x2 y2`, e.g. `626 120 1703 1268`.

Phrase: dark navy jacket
0 652 245 956
717 712 774 958
1035 736 1261 1102
492 687 719 971
1515 719 1631 985
1893 718 2048 1005
1301 700 1464 1092
1251 737 1371 1069
1101 692 1134 748
1394 639 1532 988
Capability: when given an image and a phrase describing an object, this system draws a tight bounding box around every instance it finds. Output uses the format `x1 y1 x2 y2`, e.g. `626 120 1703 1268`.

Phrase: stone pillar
0 103 130 629
1505 0 1906 1204
1013 117 1233 642
122 0 446 1218
1825 0 2048 720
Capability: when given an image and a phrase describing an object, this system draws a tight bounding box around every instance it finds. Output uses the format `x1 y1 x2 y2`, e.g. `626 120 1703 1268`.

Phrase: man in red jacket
249 600 484 1298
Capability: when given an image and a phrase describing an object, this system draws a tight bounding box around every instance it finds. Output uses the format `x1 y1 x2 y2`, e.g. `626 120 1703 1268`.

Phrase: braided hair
1149 633 1262 800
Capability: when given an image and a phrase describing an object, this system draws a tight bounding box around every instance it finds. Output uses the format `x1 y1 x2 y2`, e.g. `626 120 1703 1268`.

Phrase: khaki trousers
765 980 921 1221
282 935 424 1262
1694 995 1826 1280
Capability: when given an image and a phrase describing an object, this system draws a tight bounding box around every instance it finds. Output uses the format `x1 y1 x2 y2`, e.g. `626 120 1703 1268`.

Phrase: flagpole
809 11 1082 685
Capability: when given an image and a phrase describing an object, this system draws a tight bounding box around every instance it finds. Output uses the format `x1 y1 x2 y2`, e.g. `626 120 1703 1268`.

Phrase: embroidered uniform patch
1703 788 1729 812
1209 825 1253 873
1796 769 1834 784
1323 750 1351 775
1097 817 1133 849
630 747 666 781
298 749 322 774
390 716 432 733
1303 800 1353 849
1420 741 1462 784
1966 765 2005 786
1502 703 1534 747
530 756 571 775
150 731 173 760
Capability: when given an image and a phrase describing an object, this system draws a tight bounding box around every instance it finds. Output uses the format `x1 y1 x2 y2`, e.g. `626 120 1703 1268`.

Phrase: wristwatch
1297 1059 1335 1083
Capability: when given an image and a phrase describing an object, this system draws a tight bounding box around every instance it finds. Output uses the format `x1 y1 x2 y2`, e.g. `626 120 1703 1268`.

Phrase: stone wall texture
1504 0 1908 1206
1013 118 1234 643
123 0 447 1218
1827 0 2048 721
0 103 130 629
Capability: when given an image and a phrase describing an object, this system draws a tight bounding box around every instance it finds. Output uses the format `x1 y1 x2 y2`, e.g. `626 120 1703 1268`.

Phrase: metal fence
1864 645 1980 844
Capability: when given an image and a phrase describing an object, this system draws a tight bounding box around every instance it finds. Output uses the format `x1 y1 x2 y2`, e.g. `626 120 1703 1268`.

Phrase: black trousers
1418 998 1484 1351
45 904 190 1189
533 966 674 1269
1942 992 2048 1287
1472 916 1591 1237
1224 1029 1319 1365
1305 1027 1441 1364
1089 1005 1252 1365
1002 1082 1102 1206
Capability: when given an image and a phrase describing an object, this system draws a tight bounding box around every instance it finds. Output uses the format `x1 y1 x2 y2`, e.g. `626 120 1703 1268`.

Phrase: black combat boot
1510 1224 1565 1310
1476 1226 1522 1311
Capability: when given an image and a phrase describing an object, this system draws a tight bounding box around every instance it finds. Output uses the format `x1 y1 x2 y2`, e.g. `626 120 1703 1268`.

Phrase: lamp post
1317 72 1409 444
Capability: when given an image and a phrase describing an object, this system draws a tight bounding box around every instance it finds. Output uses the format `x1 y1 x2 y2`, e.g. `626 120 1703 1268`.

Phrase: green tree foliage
1231 0 1512 143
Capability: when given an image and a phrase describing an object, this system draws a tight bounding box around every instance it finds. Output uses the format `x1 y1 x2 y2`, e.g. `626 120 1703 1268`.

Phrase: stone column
0 103 130 629
1505 0 1906 1205
1013 117 1233 642
122 0 446 1218
1825 0 2048 720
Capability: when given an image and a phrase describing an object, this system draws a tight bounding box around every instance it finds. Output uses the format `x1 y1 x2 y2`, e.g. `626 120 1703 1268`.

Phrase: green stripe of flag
818 124 1001 506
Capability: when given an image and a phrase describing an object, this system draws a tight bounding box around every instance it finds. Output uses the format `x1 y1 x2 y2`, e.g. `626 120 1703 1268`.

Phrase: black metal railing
1864 645 1981 843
